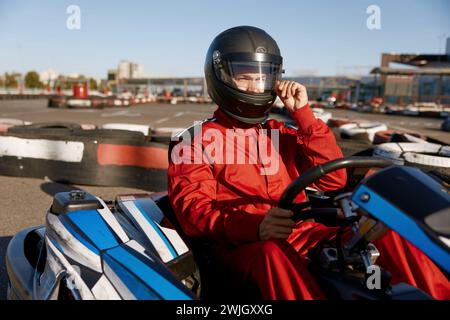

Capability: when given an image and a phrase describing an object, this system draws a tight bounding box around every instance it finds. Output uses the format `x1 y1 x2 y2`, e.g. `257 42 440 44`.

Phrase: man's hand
259 207 296 240
275 80 308 112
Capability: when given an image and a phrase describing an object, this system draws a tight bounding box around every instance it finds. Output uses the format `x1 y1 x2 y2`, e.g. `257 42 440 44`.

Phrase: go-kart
5 156 450 300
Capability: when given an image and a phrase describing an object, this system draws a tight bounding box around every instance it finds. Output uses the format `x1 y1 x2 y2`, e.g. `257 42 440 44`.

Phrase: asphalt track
0 99 448 299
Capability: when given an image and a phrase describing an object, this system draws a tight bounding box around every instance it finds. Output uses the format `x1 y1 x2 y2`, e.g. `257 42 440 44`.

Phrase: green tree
56 75 71 90
24 71 43 89
89 78 98 90
5 73 19 88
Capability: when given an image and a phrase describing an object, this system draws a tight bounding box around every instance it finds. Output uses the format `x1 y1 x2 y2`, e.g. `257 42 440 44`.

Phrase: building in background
117 60 145 80
371 37 450 107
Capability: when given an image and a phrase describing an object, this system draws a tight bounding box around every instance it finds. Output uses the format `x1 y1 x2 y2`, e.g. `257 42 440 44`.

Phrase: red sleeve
285 103 347 191
168 146 264 246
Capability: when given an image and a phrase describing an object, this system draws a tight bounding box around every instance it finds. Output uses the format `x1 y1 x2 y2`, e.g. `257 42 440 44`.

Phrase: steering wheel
278 156 393 212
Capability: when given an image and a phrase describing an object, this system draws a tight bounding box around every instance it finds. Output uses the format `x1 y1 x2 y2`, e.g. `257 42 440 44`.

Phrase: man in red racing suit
168 88 449 299
168 26 449 300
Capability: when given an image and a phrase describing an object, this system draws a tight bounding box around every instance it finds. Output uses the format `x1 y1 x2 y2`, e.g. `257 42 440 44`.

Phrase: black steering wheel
278 156 393 211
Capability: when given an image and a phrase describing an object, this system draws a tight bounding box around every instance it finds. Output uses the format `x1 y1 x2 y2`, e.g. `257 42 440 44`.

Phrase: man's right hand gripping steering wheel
259 208 296 240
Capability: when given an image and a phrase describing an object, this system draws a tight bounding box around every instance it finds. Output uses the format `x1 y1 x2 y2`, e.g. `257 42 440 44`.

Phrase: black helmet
204 26 283 124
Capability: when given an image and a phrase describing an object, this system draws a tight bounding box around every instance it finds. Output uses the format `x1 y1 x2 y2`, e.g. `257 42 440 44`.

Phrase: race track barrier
0 127 169 191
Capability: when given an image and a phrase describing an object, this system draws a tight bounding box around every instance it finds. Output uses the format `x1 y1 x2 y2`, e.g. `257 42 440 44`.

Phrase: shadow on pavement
0 236 12 300
40 182 81 197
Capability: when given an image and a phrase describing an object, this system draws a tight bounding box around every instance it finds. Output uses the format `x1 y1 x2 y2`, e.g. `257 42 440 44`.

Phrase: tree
24 71 43 89
0 77 4 87
4 73 19 88
89 78 98 90
56 75 70 90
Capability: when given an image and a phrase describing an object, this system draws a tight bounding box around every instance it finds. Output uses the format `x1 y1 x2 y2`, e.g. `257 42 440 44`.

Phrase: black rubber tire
404 161 450 179
48 97 67 108
428 170 450 184
22 122 81 130
340 132 370 141
7 122 81 136
70 128 146 142
151 135 172 145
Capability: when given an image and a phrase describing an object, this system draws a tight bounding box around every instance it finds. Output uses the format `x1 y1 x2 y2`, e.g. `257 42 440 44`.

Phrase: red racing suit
168 104 450 300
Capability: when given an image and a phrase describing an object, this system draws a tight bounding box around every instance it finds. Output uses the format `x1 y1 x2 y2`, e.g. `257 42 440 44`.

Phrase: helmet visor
215 60 282 94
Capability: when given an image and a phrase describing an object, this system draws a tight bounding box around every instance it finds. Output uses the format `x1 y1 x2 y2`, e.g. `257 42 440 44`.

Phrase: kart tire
374 142 450 175
66 98 92 108
373 130 427 145
48 96 67 108
7 122 81 136
90 97 106 109
428 170 450 184
0 118 29 133
339 122 388 142
151 135 172 144
101 123 151 137
327 118 354 128
151 127 185 145
70 128 146 142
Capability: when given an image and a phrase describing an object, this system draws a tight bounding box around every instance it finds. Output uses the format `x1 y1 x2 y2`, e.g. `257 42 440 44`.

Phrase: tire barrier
374 142 450 176
80 124 97 130
67 98 92 108
339 122 388 142
101 123 152 136
327 118 355 128
151 127 185 145
312 108 332 124
47 96 67 108
1 94 53 100
47 96 134 109
0 118 31 133
373 130 428 145
0 128 169 191
70 128 146 142
441 117 450 132
91 97 108 108
7 122 82 137
96 124 184 145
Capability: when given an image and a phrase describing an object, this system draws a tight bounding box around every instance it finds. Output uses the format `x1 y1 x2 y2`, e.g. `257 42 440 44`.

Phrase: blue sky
0 0 449 79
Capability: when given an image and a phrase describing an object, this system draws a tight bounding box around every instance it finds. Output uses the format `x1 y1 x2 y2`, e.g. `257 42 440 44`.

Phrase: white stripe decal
159 226 189 256
91 275 122 300
103 260 136 300
0 136 84 162
46 236 96 300
123 201 175 263
47 214 102 273
125 240 154 261
96 198 130 243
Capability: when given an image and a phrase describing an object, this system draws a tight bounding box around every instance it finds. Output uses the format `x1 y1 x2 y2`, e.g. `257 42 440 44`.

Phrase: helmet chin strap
221 107 269 124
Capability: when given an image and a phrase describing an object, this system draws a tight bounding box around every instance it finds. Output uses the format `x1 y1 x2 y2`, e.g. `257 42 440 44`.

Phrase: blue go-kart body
5 161 450 300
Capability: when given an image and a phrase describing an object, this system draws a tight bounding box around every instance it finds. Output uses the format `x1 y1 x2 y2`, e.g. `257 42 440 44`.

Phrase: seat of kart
152 192 261 300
